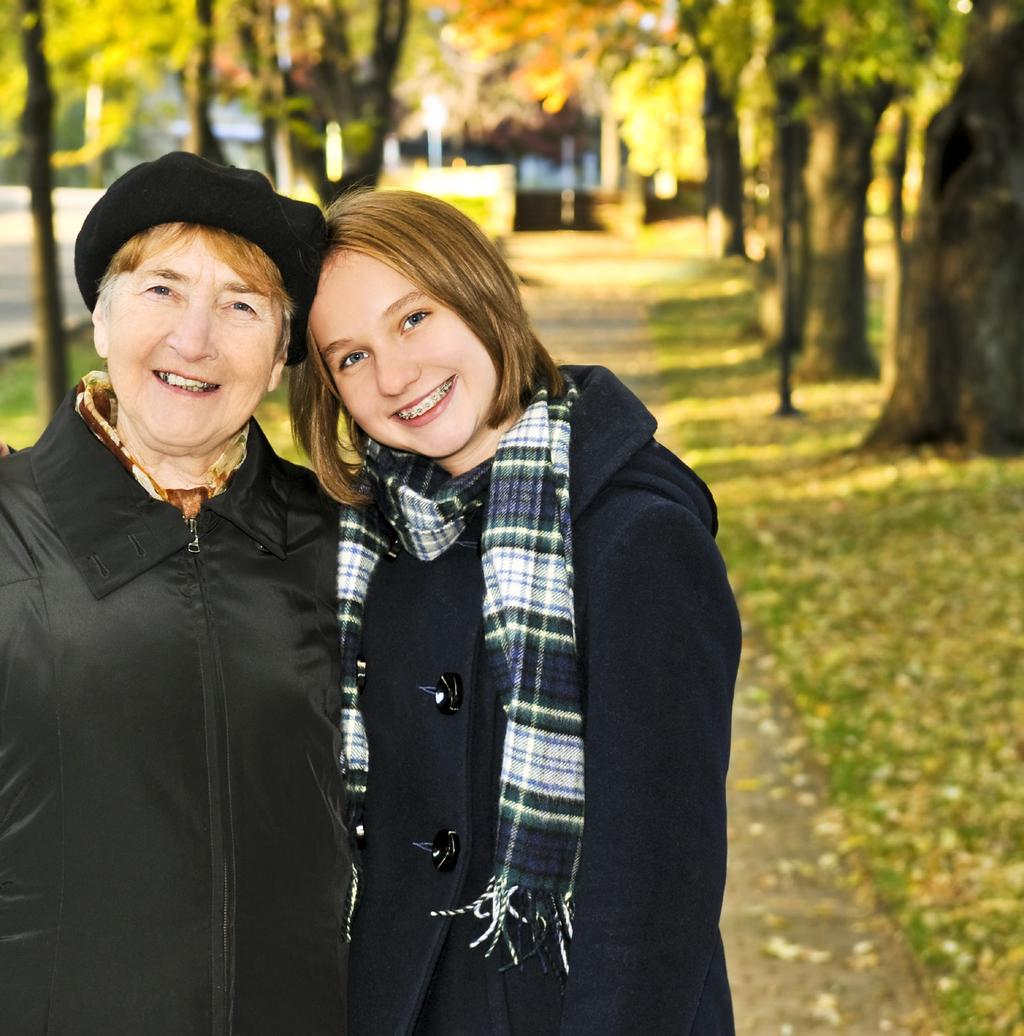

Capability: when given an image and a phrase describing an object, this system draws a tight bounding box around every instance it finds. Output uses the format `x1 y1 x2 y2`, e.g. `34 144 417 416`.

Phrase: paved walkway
505 231 938 1036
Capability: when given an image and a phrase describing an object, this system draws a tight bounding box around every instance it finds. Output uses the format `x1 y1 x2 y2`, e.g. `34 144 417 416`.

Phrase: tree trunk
184 0 226 165
293 0 409 204
774 101 809 412
236 0 291 186
882 106 910 392
702 62 747 259
867 13 1024 452
799 89 890 380
20 0 66 417
765 0 811 407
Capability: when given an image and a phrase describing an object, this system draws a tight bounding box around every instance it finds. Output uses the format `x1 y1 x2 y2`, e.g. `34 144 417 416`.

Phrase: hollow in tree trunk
867 14 1024 452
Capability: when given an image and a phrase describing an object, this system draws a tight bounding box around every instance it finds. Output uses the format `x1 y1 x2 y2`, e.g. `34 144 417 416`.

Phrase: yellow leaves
612 54 707 181
762 935 833 963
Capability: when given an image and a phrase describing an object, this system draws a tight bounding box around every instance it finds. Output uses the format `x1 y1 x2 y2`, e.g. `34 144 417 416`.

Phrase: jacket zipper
188 516 233 1032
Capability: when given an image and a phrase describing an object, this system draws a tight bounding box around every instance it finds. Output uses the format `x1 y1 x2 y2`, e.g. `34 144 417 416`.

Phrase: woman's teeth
157 371 218 393
397 376 454 420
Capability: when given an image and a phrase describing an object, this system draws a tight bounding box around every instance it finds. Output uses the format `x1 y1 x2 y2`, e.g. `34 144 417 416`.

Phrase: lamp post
422 93 448 169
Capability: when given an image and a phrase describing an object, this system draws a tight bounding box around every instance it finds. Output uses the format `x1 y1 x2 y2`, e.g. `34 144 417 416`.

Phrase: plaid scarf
337 379 583 974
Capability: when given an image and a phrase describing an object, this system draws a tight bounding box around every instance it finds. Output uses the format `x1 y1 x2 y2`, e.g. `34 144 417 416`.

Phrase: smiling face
310 251 513 476
93 235 286 486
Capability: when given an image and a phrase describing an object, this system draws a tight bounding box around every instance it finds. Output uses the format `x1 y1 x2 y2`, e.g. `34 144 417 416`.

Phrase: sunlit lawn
644 247 1024 1036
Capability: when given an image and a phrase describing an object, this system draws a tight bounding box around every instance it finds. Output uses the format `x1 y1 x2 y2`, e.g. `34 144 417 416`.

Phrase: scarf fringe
343 860 361 941
431 877 575 979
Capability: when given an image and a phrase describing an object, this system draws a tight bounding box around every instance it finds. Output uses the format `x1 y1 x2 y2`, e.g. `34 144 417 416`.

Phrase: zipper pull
186 517 201 554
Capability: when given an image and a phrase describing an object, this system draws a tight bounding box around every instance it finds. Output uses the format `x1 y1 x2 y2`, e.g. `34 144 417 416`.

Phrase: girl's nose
374 348 421 398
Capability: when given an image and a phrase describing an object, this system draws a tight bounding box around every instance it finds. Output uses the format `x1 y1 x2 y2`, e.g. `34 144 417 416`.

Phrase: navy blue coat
349 366 740 1034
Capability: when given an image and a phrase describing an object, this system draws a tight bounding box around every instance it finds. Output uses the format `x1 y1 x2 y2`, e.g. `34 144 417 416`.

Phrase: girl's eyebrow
382 289 430 320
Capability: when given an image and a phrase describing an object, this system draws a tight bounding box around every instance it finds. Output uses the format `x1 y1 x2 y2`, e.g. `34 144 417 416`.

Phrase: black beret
75 151 326 364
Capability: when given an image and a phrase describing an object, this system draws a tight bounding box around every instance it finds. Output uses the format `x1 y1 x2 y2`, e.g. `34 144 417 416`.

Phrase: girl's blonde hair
290 188 563 505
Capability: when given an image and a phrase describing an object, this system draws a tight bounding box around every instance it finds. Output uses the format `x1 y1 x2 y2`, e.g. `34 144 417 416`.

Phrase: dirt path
505 231 938 1035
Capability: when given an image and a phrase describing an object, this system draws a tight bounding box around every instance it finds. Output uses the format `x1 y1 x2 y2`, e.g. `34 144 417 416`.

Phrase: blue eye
402 310 428 331
147 284 173 297
340 351 368 369
230 300 257 315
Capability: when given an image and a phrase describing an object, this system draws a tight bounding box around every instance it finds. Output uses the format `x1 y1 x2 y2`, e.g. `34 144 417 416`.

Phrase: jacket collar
32 391 292 599
563 365 657 518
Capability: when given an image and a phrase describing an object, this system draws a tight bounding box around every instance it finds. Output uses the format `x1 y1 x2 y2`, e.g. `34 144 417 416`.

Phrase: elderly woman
0 154 347 1034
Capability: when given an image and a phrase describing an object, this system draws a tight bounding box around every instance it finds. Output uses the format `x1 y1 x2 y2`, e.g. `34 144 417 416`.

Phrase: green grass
646 256 1024 1036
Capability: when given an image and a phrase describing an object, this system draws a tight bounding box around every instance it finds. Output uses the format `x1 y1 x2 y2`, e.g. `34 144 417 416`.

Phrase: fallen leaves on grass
648 268 1024 1036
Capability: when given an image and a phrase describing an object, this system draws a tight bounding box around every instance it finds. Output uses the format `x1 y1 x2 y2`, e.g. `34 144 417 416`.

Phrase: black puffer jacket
0 393 348 1035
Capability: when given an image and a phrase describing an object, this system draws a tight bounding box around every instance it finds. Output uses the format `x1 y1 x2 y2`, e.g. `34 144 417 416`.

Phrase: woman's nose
166 303 217 362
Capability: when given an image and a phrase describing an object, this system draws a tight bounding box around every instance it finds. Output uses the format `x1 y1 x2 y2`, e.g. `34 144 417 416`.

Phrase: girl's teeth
158 371 217 392
398 377 454 420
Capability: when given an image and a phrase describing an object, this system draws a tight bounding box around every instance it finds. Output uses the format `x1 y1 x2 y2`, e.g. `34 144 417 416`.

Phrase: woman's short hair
96 222 294 357
290 189 563 505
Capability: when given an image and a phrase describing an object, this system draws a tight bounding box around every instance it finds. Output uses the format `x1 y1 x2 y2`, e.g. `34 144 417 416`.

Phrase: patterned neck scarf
75 370 248 519
337 378 582 975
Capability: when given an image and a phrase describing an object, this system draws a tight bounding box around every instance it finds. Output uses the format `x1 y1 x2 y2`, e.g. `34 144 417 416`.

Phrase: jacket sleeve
559 493 740 1034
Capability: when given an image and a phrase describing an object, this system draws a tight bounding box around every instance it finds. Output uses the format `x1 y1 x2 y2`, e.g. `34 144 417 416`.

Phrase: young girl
292 189 741 1035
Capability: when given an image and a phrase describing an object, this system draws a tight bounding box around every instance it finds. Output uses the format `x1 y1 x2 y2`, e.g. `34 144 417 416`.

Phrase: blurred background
1 0 1022 1032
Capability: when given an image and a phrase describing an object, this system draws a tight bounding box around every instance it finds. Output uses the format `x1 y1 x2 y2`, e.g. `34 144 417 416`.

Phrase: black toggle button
355 655 367 693
431 829 459 871
355 822 367 849
384 534 401 561
434 672 463 714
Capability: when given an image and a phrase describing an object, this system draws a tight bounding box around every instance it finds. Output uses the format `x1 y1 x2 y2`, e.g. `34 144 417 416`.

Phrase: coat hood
564 365 718 537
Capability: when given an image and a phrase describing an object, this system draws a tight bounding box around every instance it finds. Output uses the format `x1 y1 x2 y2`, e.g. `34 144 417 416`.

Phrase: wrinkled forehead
106 223 286 303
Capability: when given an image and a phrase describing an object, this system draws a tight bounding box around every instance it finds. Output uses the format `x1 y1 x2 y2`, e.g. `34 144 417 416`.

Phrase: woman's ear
266 352 287 393
92 305 109 360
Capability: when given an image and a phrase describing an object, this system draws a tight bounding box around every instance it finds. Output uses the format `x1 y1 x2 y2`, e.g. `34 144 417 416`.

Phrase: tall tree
701 62 747 257
881 105 910 391
768 0 812 412
867 0 1024 452
20 0 66 416
799 79 892 379
183 0 226 164
284 0 410 200
2 0 202 176
780 0 955 382
678 0 751 258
